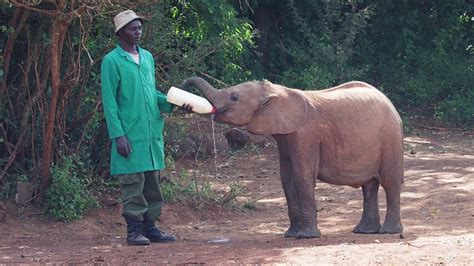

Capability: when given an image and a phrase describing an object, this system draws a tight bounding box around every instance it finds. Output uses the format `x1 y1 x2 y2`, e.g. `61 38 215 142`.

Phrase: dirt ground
0 125 473 264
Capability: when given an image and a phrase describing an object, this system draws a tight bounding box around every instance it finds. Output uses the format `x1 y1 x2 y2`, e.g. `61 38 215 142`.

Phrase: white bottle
166 86 216 114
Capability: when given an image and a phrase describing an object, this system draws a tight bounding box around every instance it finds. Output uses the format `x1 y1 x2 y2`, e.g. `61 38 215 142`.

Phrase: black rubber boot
123 215 150 246
143 218 176 243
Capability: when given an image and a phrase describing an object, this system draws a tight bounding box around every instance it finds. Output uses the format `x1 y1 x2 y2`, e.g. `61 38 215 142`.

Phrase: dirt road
1 129 473 264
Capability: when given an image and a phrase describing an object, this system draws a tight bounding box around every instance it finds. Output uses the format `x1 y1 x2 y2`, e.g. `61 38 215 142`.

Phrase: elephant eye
230 93 239 102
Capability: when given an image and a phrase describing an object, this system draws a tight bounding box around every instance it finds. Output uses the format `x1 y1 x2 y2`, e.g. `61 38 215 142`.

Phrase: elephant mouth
213 106 228 120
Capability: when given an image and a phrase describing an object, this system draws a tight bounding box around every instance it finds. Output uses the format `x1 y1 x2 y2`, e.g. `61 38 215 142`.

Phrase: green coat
101 45 174 175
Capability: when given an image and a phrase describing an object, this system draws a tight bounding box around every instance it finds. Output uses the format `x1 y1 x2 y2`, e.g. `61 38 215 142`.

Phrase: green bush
161 170 214 204
0 180 16 200
219 181 246 207
44 157 98 222
163 117 190 159
436 90 474 127
160 169 247 209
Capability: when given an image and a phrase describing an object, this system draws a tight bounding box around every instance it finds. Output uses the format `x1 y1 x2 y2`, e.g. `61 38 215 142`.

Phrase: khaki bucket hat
114 10 143 35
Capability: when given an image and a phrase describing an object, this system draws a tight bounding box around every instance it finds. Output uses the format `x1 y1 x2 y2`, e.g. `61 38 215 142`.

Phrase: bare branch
0 124 13 155
8 0 57 16
0 8 30 98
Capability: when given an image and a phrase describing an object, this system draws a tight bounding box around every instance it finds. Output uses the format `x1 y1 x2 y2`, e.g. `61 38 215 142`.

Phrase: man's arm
156 90 175 113
101 56 124 139
101 56 132 157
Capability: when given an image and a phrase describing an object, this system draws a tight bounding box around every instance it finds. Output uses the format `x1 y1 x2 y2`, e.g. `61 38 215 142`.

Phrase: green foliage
160 169 214 203
357 0 473 125
44 157 98 222
160 170 246 208
436 90 474 127
163 117 190 159
134 1 256 88
243 200 257 211
16 174 29 182
0 180 16 200
256 0 374 89
400 114 414 134
219 181 246 207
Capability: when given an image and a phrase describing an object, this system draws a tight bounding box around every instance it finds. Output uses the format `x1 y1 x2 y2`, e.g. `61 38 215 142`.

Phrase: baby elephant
181 77 404 238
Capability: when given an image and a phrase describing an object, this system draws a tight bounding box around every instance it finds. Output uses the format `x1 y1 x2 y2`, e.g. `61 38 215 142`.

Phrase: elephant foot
295 227 321 239
353 221 381 234
379 222 403 234
284 226 301 238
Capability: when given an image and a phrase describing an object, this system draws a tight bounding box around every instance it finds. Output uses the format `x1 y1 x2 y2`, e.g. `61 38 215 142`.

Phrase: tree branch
0 8 30 98
8 0 56 16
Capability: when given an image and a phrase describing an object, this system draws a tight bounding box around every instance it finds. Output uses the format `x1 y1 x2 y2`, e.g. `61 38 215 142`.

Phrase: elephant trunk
180 77 221 104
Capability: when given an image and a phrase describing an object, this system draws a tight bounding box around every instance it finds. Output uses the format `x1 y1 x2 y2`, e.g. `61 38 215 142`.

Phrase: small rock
15 181 34 206
375 239 380 243
195 133 230 157
208 237 229 243
399 233 405 239
216 173 229 179
410 149 416 155
102 198 119 207
176 137 199 159
224 128 269 149
161 175 172 183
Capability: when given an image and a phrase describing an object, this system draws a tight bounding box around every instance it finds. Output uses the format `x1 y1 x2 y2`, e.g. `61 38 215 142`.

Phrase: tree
0 0 255 204
1 0 112 199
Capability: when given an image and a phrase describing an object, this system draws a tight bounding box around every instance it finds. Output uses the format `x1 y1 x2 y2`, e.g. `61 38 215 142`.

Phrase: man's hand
116 136 132 157
179 103 193 113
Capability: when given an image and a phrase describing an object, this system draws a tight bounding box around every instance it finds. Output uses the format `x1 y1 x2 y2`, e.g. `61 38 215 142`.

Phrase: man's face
118 19 142 45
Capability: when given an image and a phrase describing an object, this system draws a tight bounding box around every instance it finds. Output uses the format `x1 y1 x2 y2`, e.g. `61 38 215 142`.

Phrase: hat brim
115 17 143 35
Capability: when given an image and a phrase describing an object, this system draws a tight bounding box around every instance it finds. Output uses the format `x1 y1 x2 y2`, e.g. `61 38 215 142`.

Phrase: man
101 10 191 245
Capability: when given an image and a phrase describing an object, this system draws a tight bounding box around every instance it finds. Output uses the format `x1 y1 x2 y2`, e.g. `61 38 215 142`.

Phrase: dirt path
1 129 473 264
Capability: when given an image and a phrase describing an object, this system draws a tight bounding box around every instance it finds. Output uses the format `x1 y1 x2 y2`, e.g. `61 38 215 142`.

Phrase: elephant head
180 77 309 135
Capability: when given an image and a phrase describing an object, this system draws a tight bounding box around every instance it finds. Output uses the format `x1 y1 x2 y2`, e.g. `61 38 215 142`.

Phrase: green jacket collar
116 44 142 64
116 43 142 55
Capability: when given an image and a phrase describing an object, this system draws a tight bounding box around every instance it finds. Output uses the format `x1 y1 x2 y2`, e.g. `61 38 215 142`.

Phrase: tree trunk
252 5 273 68
38 1 70 201
0 8 30 98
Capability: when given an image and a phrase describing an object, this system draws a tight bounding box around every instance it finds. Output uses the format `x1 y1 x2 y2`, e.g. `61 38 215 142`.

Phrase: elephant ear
247 83 308 135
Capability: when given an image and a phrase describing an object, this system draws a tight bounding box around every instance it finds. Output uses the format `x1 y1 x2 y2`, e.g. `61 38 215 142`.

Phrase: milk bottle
166 86 216 114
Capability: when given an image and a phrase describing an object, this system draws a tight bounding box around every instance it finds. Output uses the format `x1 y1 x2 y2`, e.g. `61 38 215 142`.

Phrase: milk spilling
167 86 216 114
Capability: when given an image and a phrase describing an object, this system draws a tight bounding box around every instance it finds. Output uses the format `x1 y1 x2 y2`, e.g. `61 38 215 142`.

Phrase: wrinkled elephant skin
181 77 404 238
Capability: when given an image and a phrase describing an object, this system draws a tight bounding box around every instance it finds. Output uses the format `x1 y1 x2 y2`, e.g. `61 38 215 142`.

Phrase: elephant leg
379 144 404 234
353 178 381 233
291 154 320 238
379 180 403 234
292 173 320 239
281 178 302 237
279 155 301 238
275 135 320 239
